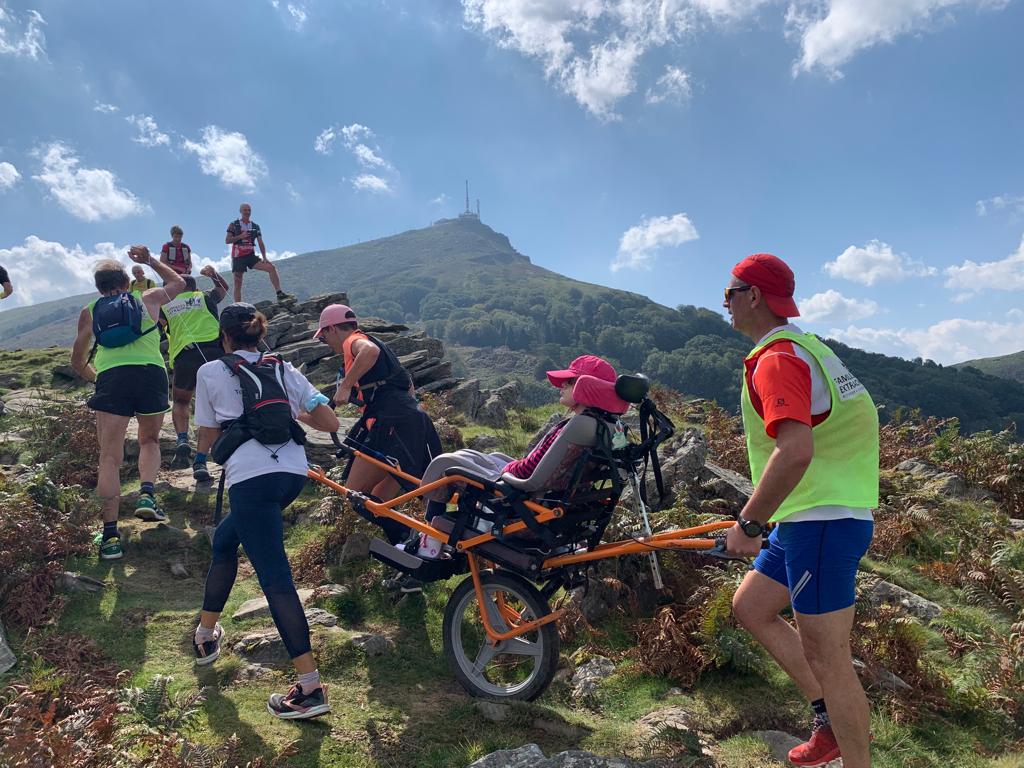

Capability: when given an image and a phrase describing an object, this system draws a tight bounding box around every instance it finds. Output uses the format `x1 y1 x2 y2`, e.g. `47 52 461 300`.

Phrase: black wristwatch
738 515 766 538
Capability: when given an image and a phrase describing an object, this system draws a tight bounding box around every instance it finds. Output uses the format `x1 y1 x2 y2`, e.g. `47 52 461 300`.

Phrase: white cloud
285 181 302 201
645 65 692 105
287 3 308 27
0 5 46 60
787 0 1009 78
830 316 1024 365
463 0 692 119
823 240 936 286
126 114 171 148
944 235 1024 300
0 161 20 191
0 237 133 308
93 101 119 114
799 289 879 324
976 194 1024 218
351 174 392 194
430 193 449 206
691 0 771 18
183 126 268 192
316 123 398 193
612 212 699 272
31 142 150 222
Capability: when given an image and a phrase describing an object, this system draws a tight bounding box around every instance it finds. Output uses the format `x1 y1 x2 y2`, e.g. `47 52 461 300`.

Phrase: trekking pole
629 469 664 590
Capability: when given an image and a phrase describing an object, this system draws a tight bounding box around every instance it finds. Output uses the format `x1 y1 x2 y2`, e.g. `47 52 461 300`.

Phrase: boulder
416 377 461 394
476 394 509 428
304 292 350 317
467 433 501 452
275 338 333 367
895 458 941 479
925 472 967 498
570 656 615 700
51 364 84 383
1009 518 1024 534
699 461 754 509
232 628 289 665
468 745 661 768
349 632 394 656
468 745 547 768
339 533 371 563
864 579 941 621
449 379 483 418
411 361 453 386
750 731 804 764
576 578 627 624
233 587 317 620
397 350 431 370
475 700 511 723
56 572 105 593
0 620 17 674
853 658 912 692
304 608 339 628
492 380 521 409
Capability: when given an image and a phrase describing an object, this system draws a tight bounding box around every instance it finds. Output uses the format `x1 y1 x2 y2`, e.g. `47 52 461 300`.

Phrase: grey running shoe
267 684 331 720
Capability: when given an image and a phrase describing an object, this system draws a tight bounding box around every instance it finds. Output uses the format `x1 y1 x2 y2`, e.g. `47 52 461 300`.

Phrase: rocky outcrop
250 292 461 395
468 745 672 767
863 579 942 621
447 378 523 426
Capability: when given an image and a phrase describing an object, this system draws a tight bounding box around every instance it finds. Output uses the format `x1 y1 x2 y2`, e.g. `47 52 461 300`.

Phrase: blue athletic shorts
751 518 873 615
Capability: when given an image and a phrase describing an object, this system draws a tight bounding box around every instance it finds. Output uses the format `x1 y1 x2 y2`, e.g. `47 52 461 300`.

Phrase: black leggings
202 472 310 658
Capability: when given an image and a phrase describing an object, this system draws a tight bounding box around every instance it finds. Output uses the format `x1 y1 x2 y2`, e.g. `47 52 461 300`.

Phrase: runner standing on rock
0 263 13 300
71 247 187 561
724 253 879 768
160 225 193 277
225 203 291 304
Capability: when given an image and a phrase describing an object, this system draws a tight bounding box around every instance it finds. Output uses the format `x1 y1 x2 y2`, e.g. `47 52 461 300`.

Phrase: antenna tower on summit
459 180 480 221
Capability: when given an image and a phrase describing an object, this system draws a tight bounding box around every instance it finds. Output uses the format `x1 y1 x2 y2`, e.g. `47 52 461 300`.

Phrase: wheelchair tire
442 571 560 702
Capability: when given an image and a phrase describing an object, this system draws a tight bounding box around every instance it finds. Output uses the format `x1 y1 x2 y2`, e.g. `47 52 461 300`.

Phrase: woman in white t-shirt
191 303 340 721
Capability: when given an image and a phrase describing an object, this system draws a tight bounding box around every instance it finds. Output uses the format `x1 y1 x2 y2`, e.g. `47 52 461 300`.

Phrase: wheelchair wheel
442 571 560 702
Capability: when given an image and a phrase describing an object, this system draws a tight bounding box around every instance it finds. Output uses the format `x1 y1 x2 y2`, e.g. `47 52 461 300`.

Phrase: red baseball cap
546 354 617 387
731 253 800 318
313 304 358 338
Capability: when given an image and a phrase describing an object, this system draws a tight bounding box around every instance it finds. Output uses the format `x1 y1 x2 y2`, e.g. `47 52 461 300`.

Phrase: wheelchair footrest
368 537 466 583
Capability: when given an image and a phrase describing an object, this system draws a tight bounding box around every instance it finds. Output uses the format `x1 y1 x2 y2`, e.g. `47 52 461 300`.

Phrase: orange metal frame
307 450 734 644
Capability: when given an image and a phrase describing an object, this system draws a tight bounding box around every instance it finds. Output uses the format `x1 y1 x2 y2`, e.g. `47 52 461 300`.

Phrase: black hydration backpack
90 292 157 358
211 353 306 465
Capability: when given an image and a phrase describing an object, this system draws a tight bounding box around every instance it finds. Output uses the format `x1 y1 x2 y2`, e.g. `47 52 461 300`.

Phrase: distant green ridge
955 350 1024 384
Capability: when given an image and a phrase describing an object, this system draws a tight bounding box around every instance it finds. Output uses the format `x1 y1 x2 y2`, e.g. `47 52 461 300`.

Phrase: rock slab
864 579 941 621
233 587 316 621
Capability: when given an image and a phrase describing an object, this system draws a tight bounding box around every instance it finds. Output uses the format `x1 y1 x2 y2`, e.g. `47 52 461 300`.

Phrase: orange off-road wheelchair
307 375 737 701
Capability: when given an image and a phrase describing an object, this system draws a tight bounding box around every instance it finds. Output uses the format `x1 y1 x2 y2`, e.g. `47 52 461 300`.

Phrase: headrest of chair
615 374 650 404
572 375 629 415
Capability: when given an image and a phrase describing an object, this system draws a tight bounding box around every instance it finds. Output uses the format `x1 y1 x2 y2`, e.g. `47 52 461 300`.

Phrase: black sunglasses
724 285 753 302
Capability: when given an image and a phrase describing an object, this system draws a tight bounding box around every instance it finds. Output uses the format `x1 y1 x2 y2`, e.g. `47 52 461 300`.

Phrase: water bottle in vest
92 293 154 348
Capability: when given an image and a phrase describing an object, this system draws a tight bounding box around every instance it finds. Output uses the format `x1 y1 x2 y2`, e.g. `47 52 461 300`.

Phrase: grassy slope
1 401 1019 768
957 351 1024 384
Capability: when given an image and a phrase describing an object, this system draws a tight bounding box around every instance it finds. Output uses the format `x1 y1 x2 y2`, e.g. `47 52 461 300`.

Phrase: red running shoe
788 717 841 766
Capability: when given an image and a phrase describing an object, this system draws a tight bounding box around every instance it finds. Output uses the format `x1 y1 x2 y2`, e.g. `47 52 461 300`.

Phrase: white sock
297 669 321 692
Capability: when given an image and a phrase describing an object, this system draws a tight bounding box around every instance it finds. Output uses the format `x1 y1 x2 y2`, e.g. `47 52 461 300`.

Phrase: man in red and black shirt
225 202 291 304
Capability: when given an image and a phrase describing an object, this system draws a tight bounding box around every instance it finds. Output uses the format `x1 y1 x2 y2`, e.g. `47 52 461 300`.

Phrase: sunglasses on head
724 285 753 303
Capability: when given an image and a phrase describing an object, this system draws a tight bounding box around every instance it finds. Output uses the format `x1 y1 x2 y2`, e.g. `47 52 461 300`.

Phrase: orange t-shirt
743 337 832 439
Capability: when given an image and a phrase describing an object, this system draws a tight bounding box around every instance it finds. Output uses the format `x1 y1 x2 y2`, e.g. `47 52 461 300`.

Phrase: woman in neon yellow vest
70 246 186 562
723 253 878 768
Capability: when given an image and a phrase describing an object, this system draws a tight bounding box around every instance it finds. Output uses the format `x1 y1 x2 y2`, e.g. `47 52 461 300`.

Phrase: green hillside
2 216 1024 433
955 351 1024 384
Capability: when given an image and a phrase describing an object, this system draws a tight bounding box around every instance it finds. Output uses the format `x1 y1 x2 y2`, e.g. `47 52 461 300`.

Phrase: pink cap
313 304 358 339
546 354 617 388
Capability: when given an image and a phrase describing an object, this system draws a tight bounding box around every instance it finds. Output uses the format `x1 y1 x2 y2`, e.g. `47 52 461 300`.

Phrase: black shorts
364 409 442 477
172 341 225 391
88 364 169 417
232 254 261 273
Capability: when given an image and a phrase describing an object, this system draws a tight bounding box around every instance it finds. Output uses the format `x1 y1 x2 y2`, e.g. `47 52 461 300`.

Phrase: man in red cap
724 253 879 768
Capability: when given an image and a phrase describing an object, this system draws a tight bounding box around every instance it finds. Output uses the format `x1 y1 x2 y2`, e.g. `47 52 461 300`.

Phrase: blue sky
0 0 1022 364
